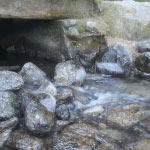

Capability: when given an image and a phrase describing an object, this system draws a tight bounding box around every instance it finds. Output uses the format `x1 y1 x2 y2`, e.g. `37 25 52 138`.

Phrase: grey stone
105 108 140 128
54 60 86 86
56 87 73 105
0 71 23 91
6 130 46 150
86 21 99 33
83 105 104 116
101 43 132 76
56 104 70 120
0 92 19 120
68 27 80 37
64 20 77 28
96 62 124 76
135 52 150 73
23 93 55 134
53 123 122 150
33 79 57 97
19 62 46 86
0 117 18 148
136 39 150 53
0 129 12 148
0 117 18 132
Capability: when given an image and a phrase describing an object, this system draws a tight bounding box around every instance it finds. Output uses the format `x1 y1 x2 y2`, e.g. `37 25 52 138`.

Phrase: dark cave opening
0 19 56 77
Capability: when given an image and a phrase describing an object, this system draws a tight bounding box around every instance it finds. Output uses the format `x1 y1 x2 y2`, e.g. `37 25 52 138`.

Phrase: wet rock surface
135 52 150 73
136 39 150 53
100 44 132 76
96 62 124 76
1 52 150 149
6 130 46 150
19 62 46 86
0 92 19 121
54 60 86 86
23 93 55 135
0 71 23 91
0 117 18 148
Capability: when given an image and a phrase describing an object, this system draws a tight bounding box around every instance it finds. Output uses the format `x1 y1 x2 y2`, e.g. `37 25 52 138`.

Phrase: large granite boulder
0 0 97 20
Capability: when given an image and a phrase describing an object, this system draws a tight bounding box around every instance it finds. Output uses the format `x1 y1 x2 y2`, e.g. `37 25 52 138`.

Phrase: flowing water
1 51 150 149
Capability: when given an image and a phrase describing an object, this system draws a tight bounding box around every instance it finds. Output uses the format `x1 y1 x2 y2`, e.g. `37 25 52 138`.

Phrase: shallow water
61 74 150 149
1 54 150 149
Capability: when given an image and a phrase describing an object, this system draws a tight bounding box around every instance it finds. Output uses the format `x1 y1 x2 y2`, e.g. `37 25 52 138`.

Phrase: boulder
0 71 23 91
22 92 55 135
100 43 132 76
136 39 150 53
54 60 86 86
56 87 73 105
53 122 123 150
33 79 57 97
135 52 150 73
0 92 19 121
6 130 46 150
56 104 70 120
0 0 97 20
19 62 46 86
96 62 124 76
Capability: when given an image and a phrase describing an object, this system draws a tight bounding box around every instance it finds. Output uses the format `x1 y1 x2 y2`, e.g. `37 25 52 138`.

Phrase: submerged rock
0 92 19 121
135 52 150 73
126 139 150 150
54 60 86 86
22 93 55 135
6 130 46 150
19 62 46 86
0 71 23 91
83 105 104 116
105 108 139 128
53 122 123 150
136 39 150 53
96 62 124 76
